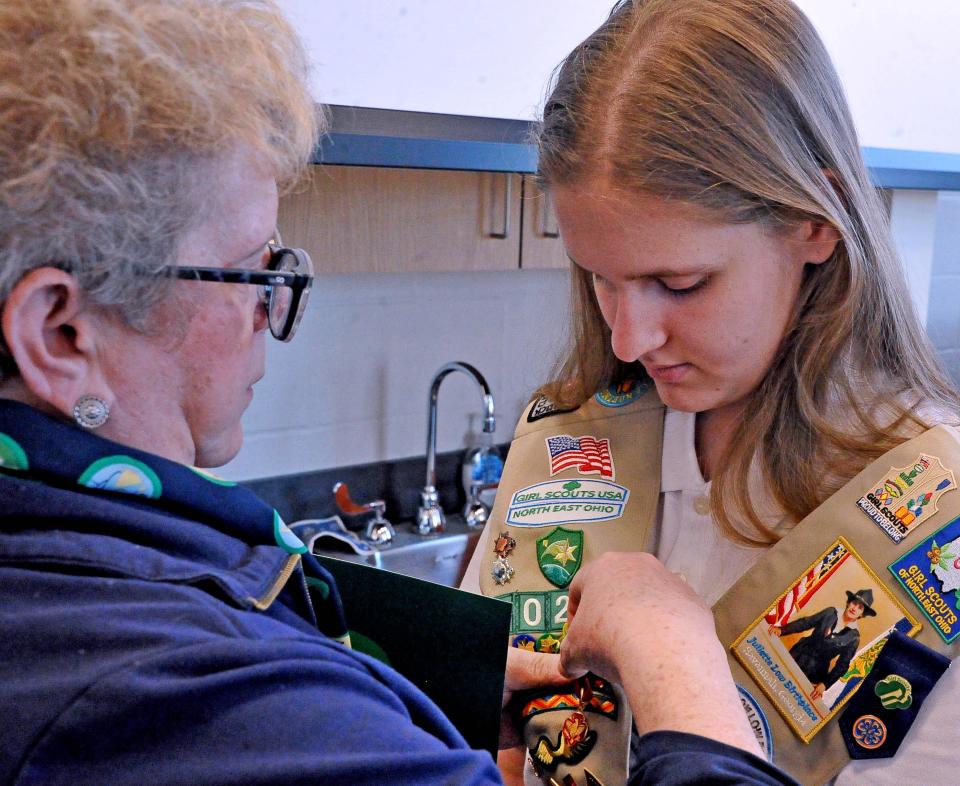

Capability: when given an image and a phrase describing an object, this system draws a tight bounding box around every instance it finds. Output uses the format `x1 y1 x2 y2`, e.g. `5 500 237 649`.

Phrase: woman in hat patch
769 589 877 701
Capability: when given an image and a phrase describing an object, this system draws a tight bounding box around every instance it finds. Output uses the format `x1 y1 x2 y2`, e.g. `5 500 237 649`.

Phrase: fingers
504 646 570 693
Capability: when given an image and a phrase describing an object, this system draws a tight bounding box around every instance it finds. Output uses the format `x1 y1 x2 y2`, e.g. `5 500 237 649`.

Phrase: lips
645 363 691 383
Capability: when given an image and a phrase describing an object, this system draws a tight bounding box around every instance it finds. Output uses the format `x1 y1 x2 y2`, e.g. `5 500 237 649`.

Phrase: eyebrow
566 253 712 278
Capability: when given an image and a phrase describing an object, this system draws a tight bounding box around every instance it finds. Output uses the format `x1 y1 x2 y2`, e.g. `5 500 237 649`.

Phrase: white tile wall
221 268 571 481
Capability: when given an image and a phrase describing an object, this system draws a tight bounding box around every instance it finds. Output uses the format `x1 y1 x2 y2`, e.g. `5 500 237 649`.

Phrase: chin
652 382 716 414
194 427 245 468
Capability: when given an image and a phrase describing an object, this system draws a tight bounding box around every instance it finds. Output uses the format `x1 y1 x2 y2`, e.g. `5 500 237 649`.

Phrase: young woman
463 1 960 784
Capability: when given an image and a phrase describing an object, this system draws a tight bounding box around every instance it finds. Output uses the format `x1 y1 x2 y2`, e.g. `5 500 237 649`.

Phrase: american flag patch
545 435 615 479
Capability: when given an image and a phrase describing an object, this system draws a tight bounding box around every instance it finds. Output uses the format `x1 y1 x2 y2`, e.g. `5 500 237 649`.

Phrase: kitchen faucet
416 361 495 535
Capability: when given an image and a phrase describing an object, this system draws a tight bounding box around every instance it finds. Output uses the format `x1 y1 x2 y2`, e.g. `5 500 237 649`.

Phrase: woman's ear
796 219 841 266
1 268 112 417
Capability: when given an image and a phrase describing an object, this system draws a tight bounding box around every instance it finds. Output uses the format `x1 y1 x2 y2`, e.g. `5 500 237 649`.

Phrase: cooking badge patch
856 454 956 543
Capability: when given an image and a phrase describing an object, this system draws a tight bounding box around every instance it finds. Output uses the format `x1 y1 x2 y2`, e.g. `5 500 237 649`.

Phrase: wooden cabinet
519 176 570 270
278 165 521 274
278 166 571 274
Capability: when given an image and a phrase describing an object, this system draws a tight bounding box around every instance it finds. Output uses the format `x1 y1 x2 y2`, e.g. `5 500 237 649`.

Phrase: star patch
537 527 584 588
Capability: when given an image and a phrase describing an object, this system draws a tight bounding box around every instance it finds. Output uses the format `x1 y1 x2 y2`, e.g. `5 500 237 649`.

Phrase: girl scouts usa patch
889 514 960 643
856 454 956 543
731 537 920 742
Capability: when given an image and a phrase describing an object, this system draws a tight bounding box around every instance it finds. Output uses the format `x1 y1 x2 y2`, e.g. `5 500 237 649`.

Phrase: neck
694 402 745 481
0 380 196 466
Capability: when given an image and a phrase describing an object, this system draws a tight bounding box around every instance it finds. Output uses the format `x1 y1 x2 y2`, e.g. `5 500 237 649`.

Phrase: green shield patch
536 527 583 588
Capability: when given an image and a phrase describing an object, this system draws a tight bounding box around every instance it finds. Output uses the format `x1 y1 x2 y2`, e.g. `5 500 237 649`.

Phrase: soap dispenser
461 433 503 525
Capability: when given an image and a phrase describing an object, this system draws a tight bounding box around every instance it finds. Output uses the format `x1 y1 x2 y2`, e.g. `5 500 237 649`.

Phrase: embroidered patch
78 455 162 499
512 633 537 650
506 479 629 528
737 685 774 762
531 711 597 772
545 434 615 479
594 379 649 408
497 589 569 636
874 674 912 709
187 465 238 487
889 513 960 643
856 454 956 543
536 527 584 588
521 676 618 721
0 432 29 471
272 510 308 554
851 715 887 749
731 537 920 743
537 633 562 653
527 395 579 423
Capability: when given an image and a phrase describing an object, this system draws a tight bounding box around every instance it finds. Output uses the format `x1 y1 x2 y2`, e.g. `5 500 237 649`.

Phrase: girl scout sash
477 382 959 786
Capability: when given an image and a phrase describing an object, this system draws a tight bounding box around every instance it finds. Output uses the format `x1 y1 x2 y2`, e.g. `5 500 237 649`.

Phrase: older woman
0 1 801 785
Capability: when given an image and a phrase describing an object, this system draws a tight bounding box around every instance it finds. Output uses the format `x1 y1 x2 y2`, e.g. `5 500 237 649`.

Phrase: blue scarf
0 398 348 639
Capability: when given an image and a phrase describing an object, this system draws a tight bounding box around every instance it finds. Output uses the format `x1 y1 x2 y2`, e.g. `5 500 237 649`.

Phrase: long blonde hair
536 0 958 544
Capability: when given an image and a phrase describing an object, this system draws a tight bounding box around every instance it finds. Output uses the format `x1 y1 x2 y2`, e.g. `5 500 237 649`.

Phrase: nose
607 289 667 363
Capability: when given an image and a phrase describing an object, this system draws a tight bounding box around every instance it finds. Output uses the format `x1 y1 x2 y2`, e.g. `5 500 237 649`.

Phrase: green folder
319 556 511 756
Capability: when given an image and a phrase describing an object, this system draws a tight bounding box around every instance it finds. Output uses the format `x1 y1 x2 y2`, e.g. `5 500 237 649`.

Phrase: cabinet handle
541 190 560 238
488 174 512 239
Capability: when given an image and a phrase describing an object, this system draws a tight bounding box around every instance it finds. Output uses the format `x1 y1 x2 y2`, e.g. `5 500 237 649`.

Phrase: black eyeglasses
171 242 314 342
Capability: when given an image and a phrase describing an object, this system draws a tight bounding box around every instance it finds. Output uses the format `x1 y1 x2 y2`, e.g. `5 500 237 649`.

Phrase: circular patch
0 432 29 471
187 466 238 487
78 456 162 499
273 510 307 554
512 633 537 650
852 715 887 750
737 685 774 762
594 379 649 408
537 632 562 653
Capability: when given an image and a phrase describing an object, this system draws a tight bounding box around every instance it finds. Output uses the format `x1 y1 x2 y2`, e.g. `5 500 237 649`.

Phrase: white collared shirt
655 408 767 605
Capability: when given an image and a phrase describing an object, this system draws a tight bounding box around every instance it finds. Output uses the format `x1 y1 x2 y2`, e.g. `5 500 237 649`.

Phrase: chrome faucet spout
418 361 496 535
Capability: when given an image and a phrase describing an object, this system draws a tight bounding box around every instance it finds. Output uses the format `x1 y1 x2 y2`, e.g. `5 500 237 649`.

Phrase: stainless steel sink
312 515 482 586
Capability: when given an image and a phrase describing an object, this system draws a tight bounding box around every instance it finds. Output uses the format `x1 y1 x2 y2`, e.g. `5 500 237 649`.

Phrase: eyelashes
592 272 710 299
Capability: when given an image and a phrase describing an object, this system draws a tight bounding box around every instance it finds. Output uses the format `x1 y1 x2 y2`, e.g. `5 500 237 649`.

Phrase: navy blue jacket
0 401 796 786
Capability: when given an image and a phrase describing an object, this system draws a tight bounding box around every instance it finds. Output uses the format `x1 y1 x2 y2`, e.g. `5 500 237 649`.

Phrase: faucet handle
333 482 394 545
333 482 381 516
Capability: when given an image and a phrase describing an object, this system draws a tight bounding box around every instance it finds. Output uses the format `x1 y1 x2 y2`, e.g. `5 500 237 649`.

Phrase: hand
558 552 763 758
811 683 825 701
499 646 571 749
768 625 782 637
560 551 713 684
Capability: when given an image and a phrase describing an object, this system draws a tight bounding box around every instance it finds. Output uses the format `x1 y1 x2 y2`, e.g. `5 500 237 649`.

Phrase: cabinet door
519 176 570 270
277 165 521 273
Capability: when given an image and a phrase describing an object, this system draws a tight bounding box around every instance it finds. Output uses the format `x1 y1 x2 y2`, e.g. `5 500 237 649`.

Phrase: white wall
926 192 960 384
282 0 960 155
220 269 571 481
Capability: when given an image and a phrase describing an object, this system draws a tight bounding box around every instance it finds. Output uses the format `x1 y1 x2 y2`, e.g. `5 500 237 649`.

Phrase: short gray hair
0 0 321 332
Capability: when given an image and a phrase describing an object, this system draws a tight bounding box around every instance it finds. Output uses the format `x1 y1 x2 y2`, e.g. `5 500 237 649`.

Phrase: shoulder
514 378 664 440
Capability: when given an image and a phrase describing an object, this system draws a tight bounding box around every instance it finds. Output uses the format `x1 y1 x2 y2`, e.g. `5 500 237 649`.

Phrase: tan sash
478 384 663 786
477 386 959 786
